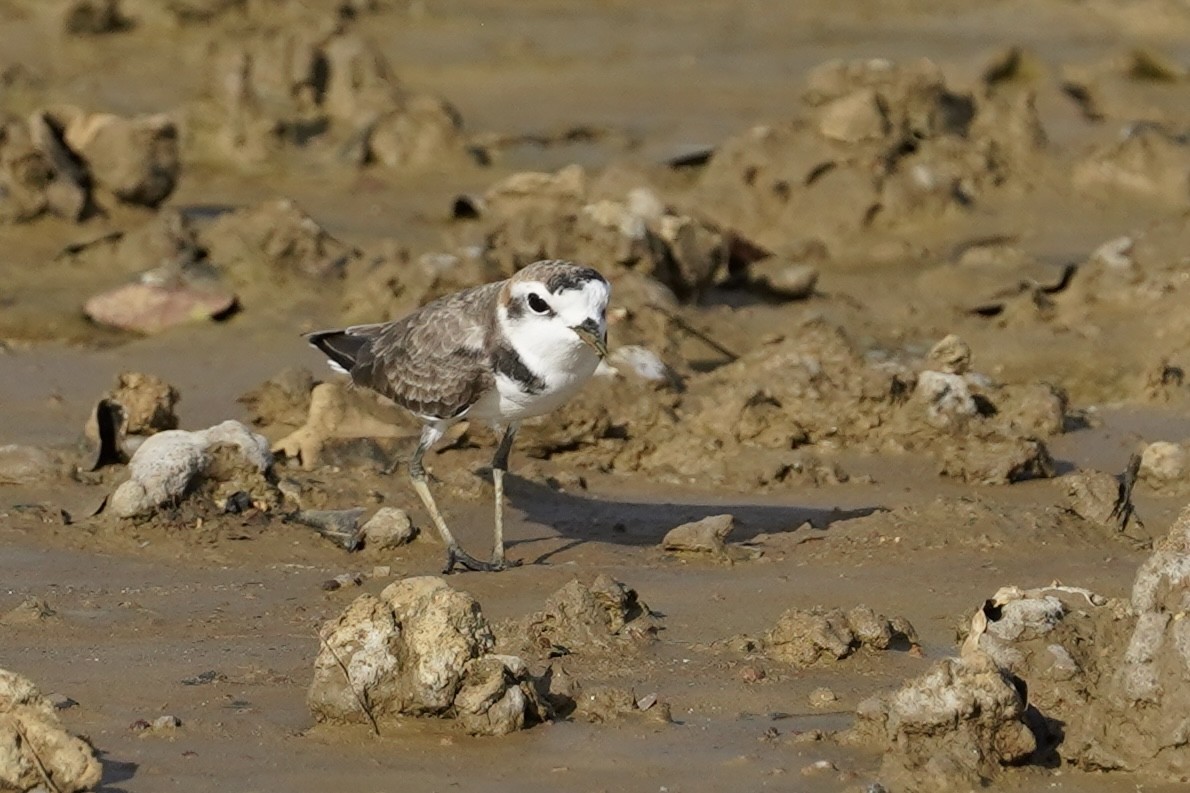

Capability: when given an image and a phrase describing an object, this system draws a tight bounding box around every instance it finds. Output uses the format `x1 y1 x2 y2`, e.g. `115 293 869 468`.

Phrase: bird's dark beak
571 319 608 358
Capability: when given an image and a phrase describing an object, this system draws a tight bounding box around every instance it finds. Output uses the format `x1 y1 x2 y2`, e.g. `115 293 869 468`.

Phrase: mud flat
2 1 1190 791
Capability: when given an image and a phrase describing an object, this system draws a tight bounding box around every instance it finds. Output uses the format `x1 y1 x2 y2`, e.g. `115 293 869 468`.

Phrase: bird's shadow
495 471 880 562
97 751 138 792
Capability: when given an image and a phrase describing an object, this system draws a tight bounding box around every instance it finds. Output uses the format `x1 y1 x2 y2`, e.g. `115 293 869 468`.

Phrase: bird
305 259 610 573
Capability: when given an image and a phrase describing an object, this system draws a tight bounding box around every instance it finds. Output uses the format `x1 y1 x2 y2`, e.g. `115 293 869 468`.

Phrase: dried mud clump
238 367 318 438
848 650 1041 791
0 107 178 224
194 28 469 169
760 605 918 667
968 508 1190 779
472 164 761 302
521 322 1063 489
81 371 180 469
0 667 101 793
107 420 278 519
1073 124 1190 204
76 200 356 333
268 380 413 470
694 57 1047 251
500 576 659 659
1138 439 1190 494
204 199 361 282
1061 468 1134 534
829 494 1103 552
308 576 548 736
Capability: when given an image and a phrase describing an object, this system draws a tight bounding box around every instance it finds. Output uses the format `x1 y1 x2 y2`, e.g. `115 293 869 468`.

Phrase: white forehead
510 278 610 323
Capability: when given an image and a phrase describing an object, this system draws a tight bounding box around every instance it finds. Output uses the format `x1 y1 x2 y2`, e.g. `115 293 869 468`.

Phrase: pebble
361 507 417 549
48 693 78 710
801 759 837 776
740 664 766 683
153 715 181 730
809 686 838 708
180 670 225 686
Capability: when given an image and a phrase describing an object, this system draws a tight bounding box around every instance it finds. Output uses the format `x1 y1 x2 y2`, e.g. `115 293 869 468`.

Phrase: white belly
468 349 600 424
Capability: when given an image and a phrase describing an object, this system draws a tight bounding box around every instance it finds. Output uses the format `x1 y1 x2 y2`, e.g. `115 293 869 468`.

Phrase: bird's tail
305 328 371 374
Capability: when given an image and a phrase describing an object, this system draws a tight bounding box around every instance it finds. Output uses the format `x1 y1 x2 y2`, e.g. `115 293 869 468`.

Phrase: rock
291 509 364 551
914 370 978 429
764 607 856 666
108 420 275 518
0 445 61 485
361 507 417 549
750 258 819 300
926 334 972 375
801 759 837 775
1139 440 1188 484
151 714 180 731
762 605 916 667
512 576 658 657
62 110 178 207
740 664 766 683
84 280 236 335
605 345 675 383
0 667 101 793
849 652 1038 791
308 577 546 736
452 655 534 736
809 687 838 708
661 514 734 555
47 694 78 711
1062 469 1125 530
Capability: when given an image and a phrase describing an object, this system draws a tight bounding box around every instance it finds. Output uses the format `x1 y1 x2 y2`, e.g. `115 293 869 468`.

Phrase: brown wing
349 282 502 420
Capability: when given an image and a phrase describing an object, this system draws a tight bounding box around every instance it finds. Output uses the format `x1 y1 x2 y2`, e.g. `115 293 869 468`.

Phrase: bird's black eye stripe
527 293 551 314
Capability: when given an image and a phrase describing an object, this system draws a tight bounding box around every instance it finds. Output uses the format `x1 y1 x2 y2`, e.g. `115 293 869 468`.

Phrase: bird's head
498 260 610 367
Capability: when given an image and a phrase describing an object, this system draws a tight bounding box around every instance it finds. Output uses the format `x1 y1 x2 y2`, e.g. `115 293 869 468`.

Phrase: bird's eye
527 293 551 314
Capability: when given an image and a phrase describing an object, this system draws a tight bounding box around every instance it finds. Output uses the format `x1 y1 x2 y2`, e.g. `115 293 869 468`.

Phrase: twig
646 304 739 361
14 719 63 793
54 231 124 261
318 630 381 737
1110 452 1143 534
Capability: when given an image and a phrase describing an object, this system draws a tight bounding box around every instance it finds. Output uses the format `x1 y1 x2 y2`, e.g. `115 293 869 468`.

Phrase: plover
306 259 610 573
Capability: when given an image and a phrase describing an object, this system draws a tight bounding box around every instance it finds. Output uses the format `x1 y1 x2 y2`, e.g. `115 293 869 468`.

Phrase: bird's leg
490 423 522 568
407 426 495 574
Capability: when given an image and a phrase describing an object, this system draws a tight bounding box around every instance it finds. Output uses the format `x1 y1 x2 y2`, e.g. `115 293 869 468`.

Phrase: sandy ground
3 1 1190 791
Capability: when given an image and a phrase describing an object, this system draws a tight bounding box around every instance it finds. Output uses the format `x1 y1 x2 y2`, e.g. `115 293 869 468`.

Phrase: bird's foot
443 546 520 574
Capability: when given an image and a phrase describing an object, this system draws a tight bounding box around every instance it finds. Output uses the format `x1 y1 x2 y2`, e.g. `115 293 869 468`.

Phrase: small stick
647 304 739 361
54 231 124 261
14 719 63 793
1110 453 1143 534
317 630 380 736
